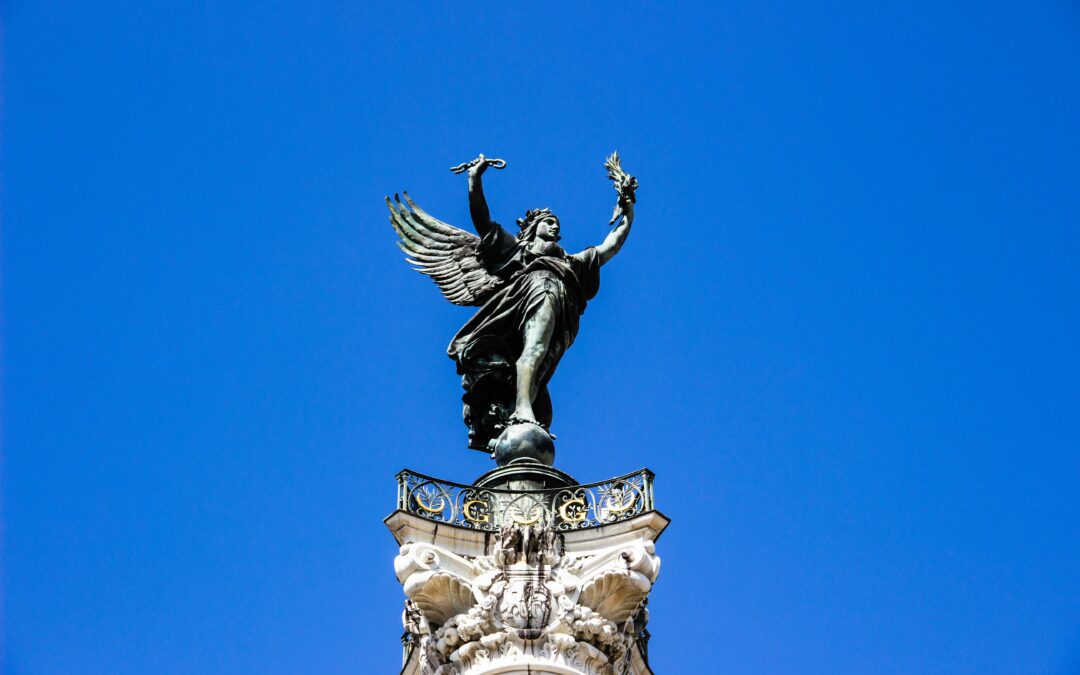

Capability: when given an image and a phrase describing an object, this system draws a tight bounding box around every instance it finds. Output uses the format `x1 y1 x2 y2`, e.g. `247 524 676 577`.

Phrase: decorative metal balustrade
395 468 656 531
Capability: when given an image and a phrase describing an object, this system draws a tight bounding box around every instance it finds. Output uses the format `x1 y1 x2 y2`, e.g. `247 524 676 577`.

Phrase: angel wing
386 192 505 306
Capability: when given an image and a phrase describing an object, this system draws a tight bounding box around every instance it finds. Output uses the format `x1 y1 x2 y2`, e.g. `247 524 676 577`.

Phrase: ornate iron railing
395 468 656 531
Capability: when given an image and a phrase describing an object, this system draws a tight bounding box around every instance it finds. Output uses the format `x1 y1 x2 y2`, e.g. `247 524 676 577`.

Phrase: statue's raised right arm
468 160 494 237
450 154 506 237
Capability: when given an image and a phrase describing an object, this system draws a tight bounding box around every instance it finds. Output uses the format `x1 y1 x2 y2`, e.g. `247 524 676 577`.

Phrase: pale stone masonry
387 467 667 675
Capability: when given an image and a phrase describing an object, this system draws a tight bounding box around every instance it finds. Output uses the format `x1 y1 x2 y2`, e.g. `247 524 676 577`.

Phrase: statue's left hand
609 194 635 225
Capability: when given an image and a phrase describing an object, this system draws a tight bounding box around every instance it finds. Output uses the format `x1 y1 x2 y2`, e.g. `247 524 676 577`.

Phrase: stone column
386 466 667 675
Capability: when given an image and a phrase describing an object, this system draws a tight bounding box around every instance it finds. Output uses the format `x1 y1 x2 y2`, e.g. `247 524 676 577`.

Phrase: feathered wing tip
385 192 504 307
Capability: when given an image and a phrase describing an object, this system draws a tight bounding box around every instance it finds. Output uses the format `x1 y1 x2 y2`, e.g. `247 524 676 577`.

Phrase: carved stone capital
389 508 666 675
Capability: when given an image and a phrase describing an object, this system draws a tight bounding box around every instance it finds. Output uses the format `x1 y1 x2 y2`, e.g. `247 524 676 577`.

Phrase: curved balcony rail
395 468 656 531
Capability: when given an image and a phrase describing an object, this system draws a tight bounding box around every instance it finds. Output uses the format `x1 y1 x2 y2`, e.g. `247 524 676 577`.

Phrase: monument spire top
384 153 665 674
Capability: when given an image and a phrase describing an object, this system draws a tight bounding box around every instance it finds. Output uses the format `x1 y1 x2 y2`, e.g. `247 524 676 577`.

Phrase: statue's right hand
450 154 507 176
469 154 490 178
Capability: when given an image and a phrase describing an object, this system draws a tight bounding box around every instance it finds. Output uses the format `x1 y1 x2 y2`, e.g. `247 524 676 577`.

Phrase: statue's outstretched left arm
595 201 633 266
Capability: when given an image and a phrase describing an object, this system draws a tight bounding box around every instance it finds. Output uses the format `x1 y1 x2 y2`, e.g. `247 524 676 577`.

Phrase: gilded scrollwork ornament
396 469 654 532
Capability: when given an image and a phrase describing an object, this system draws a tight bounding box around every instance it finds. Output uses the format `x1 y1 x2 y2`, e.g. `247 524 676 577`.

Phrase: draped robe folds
448 223 601 451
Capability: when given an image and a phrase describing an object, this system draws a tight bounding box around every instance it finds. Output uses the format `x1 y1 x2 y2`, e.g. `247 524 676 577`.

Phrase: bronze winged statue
387 153 637 462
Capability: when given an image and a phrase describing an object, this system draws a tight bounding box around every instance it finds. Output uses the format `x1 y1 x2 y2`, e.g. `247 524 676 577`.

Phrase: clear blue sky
4 2 1079 673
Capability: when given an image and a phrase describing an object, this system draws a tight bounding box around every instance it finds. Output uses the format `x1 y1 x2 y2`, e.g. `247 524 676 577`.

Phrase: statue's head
516 208 561 244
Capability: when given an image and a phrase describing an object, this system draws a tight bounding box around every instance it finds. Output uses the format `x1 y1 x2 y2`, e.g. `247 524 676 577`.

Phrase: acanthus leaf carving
394 518 660 674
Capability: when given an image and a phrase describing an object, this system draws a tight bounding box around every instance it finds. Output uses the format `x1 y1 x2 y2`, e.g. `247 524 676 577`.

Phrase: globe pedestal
489 423 557 467
473 459 577 491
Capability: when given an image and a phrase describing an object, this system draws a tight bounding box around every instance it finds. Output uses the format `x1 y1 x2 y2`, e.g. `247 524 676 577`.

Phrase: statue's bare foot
511 407 538 425
508 410 555 438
